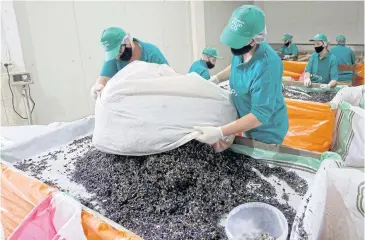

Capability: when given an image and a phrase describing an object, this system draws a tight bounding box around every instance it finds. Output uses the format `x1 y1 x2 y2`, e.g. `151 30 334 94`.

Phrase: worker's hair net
337 39 346 44
252 26 267 44
201 54 215 61
122 33 133 45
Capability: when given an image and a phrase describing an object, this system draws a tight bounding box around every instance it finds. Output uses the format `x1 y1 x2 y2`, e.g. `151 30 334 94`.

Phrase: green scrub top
330 45 356 81
229 42 289 144
279 43 298 57
305 52 339 84
188 60 210 80
100 39 168 78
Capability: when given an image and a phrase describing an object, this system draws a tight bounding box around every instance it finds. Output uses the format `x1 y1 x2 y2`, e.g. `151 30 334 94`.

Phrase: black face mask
314 46 324 53
284 42 290 47
119 45 133 61
206 61 215 69
231 44 253 56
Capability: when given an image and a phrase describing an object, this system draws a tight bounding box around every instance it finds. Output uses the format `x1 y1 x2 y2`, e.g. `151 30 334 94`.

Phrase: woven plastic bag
9 192 86 240
291 159 364 240
330 101 365 167
93 61 237 155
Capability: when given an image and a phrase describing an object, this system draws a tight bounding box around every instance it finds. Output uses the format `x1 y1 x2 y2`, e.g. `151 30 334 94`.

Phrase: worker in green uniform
330 35 356 82
194 5 288 145
188 48 222 80
304 33 339 88
279 34 298 60
90 27 168 98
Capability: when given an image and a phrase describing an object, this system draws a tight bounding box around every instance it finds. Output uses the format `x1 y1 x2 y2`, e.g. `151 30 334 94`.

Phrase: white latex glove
304 78 312 87
193 126 223 145
283 55 290 60
208 75 219 84
320 84 330 89
90 83 105 99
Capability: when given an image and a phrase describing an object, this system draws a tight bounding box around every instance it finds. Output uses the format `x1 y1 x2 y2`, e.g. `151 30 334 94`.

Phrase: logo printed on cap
230 17 244 31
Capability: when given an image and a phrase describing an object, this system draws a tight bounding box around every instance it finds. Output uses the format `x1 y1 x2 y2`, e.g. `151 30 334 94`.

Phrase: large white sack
291 159 364 240
330 85 364 109
331 101 365 167
93 61 237 155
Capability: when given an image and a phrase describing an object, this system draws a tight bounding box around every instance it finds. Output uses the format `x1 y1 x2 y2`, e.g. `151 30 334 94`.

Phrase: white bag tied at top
93 61 238 156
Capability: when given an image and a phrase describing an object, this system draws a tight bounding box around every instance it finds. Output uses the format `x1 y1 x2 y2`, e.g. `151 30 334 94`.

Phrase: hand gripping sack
93 61 238 155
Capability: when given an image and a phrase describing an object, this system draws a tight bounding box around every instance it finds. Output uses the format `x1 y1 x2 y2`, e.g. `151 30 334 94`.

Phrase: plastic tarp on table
0 117 142 240
0 114 345 239
283 99 336 153
1 163 142 240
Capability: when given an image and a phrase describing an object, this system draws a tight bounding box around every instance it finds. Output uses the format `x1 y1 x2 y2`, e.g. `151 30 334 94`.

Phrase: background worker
90 27 168 98
330 35 357 82
188 48 222 80
303 33 339 88
278 34 299 60
194 5 288 145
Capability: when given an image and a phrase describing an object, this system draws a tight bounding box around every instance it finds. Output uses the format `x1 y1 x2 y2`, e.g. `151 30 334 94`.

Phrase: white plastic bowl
225 202 288 240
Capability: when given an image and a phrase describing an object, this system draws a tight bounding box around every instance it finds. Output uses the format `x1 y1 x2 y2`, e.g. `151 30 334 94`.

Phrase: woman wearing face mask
303 33 339 88
90 27 168 99
188 47 222 80
194 5 288 145
278 34 298 60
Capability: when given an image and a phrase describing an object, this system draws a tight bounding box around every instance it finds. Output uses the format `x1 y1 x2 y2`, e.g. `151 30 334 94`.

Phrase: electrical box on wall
10 72 33 86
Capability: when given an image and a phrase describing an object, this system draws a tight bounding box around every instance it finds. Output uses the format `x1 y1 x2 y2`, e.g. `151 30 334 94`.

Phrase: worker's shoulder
139 40 163 53
191 60 207 71
258 42 282 67
327 52 339 62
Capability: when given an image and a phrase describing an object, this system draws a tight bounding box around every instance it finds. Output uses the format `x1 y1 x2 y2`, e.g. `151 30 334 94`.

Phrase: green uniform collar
236 43 265 69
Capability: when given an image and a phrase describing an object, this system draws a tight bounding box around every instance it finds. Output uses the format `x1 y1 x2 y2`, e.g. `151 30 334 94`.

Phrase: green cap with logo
202 47 223 59
220 5 265 49
336 34 346 43
310 33 328 43
100 27 127 61
282 34 293 41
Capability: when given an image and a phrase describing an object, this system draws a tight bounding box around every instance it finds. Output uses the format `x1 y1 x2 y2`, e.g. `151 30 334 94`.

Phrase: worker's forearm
215 65 231 82
221 113 262 136
328 80 337 87
96 76 110 86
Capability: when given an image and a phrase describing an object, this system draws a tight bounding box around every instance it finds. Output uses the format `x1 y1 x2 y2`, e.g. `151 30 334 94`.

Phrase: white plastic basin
225 202 288 240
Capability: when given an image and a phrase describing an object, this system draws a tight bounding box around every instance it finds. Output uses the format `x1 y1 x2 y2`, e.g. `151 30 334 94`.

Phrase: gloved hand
193 126 223 145
90 83 105 99
320 84 330 89
283 55 290 60
304 78 312 87
208 75 219 84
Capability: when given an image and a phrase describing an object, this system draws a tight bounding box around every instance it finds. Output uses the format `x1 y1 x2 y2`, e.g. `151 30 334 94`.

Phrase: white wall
255 1 364 45
204 1 252 75
9 1 193 125
1 1 28 126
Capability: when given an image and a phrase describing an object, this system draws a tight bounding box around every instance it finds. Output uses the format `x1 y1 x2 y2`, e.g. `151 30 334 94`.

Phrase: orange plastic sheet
282 61 307 80
0 164 142 240
356 64 364 85
283 99 336 153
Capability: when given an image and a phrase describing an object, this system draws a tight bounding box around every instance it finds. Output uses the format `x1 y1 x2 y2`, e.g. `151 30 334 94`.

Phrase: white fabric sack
93 61 237 155
331 101 365 167
291 159 364 240
330 85 364 109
